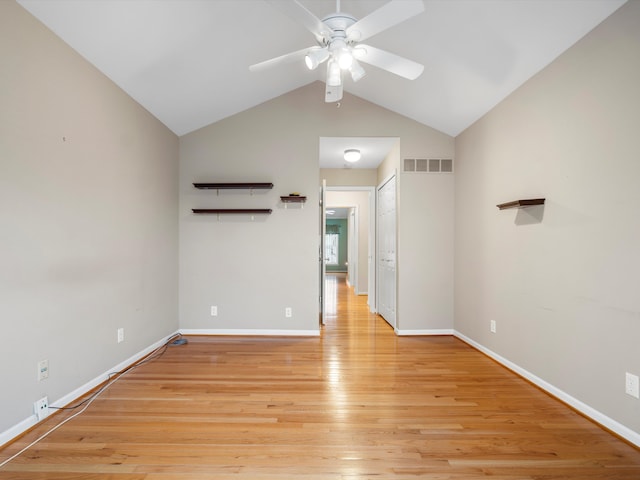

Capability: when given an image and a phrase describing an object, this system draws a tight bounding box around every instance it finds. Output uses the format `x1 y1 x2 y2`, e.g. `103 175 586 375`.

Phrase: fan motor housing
322 13 357 36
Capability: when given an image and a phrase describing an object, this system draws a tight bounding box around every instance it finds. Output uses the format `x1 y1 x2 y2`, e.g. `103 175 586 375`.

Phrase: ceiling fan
249 0 425 102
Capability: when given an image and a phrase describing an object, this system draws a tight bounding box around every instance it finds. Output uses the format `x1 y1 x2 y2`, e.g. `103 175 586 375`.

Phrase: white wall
455 0 640 438
179 82 454 334
1 1 179 439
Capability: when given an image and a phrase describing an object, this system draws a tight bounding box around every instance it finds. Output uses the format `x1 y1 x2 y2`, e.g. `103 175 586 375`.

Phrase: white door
347 208 357 290
377 174 397 328
319 180 327 325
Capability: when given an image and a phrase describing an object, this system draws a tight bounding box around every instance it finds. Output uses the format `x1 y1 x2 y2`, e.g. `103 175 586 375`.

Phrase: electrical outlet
211 305 218 316
117 328 124 343
37 359 49 381
625 372 639 399
490 320 497 333
285 307 292 318
34 396 49 421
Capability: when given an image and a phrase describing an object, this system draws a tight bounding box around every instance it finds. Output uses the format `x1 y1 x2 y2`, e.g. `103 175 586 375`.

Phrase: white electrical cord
0 334 182 469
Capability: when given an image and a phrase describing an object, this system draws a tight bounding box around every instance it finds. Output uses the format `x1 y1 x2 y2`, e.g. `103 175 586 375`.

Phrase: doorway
318 136 399 320
324 187 376 312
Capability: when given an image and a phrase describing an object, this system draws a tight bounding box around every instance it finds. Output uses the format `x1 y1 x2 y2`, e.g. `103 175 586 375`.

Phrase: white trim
0 416 38 448
325 186 375 192
396 329 455 336
0 331 178 448
180 329 320 337
454 330 640 448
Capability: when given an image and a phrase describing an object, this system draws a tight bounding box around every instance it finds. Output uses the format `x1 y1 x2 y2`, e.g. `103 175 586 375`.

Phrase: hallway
1 273 639 478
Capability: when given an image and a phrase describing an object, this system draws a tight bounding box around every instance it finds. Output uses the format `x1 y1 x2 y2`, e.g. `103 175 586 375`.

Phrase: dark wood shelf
192 209 272 214
497 198 545 210
280 196 307 203
193 182 273 190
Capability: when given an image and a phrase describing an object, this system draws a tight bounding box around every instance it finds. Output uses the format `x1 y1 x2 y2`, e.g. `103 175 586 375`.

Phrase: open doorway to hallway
319 136 399 322
325 188 375 311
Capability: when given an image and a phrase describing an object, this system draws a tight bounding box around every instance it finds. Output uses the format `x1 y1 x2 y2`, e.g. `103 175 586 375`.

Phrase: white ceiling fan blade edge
249 47 312 73
266 0 332 42
355 44 424 80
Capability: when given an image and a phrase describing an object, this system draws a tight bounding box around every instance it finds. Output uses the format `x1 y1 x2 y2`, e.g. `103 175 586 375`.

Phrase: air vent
403 157 454 174
403 158 415 172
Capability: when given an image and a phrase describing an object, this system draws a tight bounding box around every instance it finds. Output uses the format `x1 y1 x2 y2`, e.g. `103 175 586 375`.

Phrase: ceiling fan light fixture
329 38 353 70
305 47 329 70
338 48 353 69
349 59 366 82
344 149 361 163
327 58 342 87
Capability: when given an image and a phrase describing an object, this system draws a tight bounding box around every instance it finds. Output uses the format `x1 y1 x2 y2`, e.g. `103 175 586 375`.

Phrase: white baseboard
396 329 455 336
180 329 320 337
0 331 178 448
0 416 38 448
454 330 640 448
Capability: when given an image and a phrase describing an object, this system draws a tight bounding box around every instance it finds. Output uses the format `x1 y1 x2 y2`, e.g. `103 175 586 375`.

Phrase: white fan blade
346 0 424 43
266 0 332 42
354 44 424 80
325 82 343 103
249 47 311 73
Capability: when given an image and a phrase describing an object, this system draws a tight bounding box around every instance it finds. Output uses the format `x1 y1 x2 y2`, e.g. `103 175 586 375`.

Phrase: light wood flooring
1 272 639 479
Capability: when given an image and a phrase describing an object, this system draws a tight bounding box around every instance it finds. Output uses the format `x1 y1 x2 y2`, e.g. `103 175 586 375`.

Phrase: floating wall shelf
497 198 545 210
192 182 273 217
192 209 272 215
280 195 307 209
280 195 307 203
193 182 273 190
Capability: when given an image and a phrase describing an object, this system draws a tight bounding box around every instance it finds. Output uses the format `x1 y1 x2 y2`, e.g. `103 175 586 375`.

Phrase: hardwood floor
2 272 639 479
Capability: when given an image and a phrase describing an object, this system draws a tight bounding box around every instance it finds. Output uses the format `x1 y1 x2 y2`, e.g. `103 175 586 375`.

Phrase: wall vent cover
416 159 428 172
403 158 415 172
403 158 454 173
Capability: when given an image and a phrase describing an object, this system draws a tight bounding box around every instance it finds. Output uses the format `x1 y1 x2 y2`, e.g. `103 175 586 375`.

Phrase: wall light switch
37 359 49 381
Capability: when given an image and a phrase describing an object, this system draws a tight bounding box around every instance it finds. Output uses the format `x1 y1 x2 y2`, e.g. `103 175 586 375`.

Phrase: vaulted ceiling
18 0 625 138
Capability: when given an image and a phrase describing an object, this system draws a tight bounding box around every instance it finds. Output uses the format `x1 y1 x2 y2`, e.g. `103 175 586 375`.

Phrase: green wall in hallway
326 218 347 272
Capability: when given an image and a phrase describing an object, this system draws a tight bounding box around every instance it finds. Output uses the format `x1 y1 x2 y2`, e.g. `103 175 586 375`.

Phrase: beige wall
377 128 456 333
455 0 640 438
320 168 378 187
180 82 454 333
0 1 179 439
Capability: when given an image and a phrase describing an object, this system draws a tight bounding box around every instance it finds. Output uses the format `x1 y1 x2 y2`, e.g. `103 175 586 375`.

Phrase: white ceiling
18 0 625 141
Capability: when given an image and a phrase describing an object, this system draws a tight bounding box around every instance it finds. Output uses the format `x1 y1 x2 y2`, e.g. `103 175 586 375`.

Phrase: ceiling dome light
344 149 361 163
305 47 329 70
